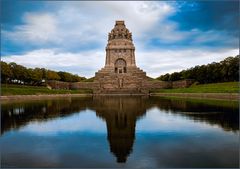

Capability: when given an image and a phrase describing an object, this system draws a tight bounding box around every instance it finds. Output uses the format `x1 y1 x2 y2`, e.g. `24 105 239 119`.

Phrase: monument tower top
115 20 125 25
105 20 135 68
108 20 132 41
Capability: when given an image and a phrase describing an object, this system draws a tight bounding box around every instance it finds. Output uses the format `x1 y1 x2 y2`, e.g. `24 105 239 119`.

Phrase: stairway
94 66 149 94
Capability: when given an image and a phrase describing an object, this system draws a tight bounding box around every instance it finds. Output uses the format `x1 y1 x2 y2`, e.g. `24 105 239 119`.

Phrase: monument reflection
1 96 239 164
93 96 147 162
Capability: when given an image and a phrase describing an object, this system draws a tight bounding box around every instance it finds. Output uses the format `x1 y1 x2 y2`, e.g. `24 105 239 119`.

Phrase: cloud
136 48 238 77
2 47 238 78
3 1 238 51
136 107 220 133
2 49 105 77
191 29 238 47
3 12 60 44
2 1 176 50
20 110 107 135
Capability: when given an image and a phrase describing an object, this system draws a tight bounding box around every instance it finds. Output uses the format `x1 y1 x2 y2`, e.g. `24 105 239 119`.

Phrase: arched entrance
115 58 127 74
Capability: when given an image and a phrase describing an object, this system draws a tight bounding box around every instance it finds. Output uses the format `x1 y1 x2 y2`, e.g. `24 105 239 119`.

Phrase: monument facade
94 21 148 94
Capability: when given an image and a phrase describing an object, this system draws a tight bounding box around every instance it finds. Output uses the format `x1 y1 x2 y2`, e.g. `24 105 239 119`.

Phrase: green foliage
169 72 182 81
157 73 170 81
157 55 239 84
47 70 61 80
150 82 239 93
1 61 13 82
26 68 43 85
1 61 86 85
57 71 86 82
9 62 28 83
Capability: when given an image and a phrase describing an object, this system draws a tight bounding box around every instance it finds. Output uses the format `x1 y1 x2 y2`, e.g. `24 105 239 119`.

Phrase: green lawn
1 82 239 95
1 84 92 95
150 82 239 93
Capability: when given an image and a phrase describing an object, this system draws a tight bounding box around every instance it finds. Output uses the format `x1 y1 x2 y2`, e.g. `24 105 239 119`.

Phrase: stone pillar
107 49 110 66
105 49 112 67
105 49 108 66
131 49 136 66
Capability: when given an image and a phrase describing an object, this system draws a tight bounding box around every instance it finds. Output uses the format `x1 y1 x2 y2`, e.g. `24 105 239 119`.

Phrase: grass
150 82 239 93
1 82 239 96
1 84 92 96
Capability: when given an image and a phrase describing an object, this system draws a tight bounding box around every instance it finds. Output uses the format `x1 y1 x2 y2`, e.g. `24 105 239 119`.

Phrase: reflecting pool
1 96 239 168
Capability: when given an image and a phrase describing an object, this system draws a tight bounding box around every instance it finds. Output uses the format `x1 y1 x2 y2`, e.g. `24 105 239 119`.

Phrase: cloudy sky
1 0 239 78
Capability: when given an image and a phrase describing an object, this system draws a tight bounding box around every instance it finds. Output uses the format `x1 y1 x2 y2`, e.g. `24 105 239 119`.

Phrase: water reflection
1 97 92 135
93 96 147 162
147 97 239 132
1 96 239 167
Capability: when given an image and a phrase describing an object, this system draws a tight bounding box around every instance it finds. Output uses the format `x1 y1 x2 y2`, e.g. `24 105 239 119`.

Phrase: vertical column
105 49 108 66
109 49 112 66
105 49 111 66
128 49 131 65
107 49 110 65
131 49 136 66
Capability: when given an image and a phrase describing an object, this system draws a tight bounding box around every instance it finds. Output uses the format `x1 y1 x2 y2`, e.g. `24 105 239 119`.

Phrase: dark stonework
47 21 194 93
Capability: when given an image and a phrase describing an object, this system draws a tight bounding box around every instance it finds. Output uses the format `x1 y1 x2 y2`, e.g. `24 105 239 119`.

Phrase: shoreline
0 93 239 101
150 93 239 100
0 94 93 101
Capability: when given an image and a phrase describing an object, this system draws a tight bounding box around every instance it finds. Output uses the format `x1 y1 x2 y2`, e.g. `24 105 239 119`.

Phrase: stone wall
172 79 195 88
143 81 172 89
47 79 195 94
70 82 99 90
47 80 70 90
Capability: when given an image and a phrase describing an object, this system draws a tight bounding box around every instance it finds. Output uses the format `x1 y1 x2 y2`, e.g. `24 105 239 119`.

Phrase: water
1 96 239 168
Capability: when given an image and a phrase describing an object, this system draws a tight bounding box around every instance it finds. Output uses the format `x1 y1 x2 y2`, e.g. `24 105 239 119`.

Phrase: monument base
94 66 148 94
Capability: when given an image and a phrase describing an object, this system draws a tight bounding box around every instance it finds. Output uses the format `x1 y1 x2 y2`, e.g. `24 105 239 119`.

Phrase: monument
94 21 148 94
47 20 194 93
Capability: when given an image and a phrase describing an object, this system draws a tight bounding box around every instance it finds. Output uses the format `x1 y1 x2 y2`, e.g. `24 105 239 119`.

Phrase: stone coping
0 94 92 101
150 93 239 100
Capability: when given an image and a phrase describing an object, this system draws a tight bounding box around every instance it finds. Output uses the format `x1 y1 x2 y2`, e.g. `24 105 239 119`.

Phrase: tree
156 55 239 84
9 62 28 84
57 71 85 82
1 62 87 85
47 70 61 81
33 68 43 82
169 72 182 81
1 61 13 83
157 73 170 81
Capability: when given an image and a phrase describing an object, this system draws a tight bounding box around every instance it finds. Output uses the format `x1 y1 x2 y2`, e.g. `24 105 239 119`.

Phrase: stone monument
47 20 194 93
94 21 148 94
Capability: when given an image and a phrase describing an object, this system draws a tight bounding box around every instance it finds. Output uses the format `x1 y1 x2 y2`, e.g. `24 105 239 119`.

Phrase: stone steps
94 65 149 94
96 66 145 74
98 89 143 94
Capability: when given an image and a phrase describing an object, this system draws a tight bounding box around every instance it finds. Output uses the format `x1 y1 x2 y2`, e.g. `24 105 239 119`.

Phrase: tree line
157 55 239 84
1 61 86 85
